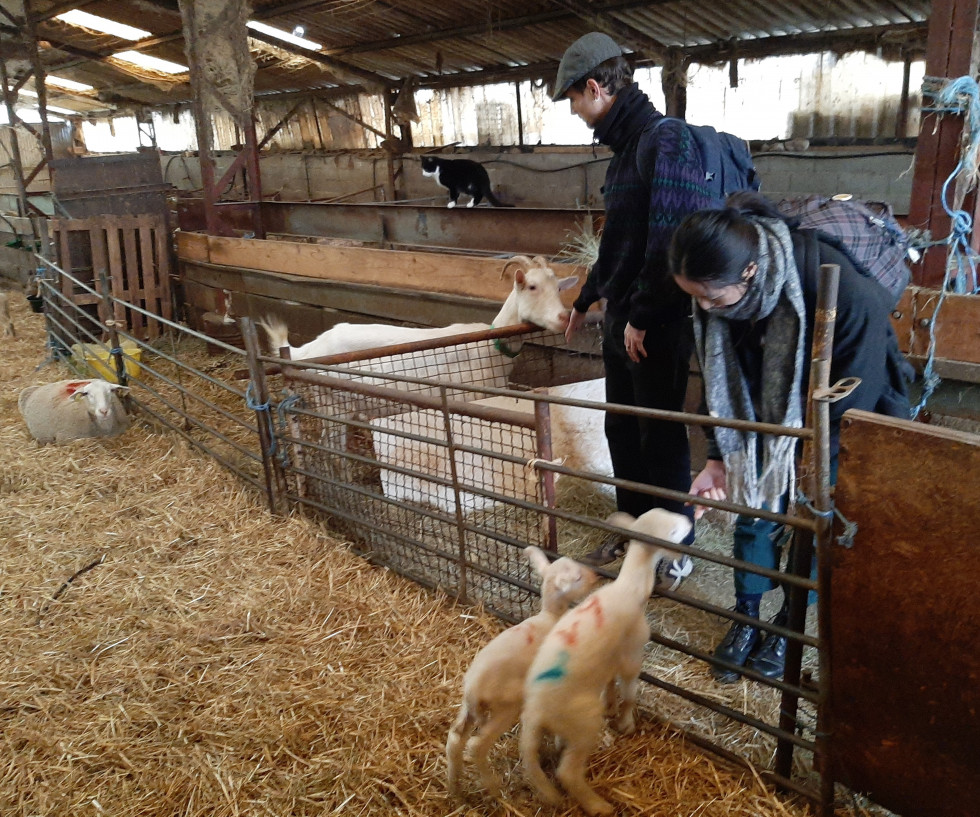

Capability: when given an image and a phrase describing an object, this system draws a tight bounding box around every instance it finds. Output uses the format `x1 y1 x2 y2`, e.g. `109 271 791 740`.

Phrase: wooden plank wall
49 214 173 340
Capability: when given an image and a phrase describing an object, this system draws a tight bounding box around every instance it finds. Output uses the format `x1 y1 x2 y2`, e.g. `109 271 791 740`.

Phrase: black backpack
651 117 761 200
776 194 911 308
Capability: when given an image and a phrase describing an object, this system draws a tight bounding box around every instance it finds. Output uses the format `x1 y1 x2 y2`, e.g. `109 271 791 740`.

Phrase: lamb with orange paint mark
519 508 693 816
446 547 598 799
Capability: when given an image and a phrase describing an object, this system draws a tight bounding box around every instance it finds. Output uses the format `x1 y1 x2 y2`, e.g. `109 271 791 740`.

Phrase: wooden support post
383 89 397 202
515 81 525 147
906 0 980 287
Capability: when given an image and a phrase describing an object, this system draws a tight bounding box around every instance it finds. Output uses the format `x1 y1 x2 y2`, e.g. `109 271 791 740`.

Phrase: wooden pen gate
48 214 172 341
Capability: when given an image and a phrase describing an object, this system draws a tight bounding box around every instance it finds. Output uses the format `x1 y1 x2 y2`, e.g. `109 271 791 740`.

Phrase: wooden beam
200 235 585 306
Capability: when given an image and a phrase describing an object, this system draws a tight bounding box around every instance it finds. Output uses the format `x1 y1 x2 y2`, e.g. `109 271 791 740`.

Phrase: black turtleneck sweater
573 83 715 329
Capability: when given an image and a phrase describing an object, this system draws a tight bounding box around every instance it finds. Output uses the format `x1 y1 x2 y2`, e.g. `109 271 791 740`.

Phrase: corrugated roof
1 0 930 117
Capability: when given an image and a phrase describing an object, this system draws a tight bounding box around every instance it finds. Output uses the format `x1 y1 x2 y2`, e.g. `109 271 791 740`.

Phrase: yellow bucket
71 340 142 384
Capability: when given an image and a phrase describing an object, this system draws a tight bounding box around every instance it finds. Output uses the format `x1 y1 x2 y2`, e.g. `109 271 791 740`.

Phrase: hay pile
0 289 847 816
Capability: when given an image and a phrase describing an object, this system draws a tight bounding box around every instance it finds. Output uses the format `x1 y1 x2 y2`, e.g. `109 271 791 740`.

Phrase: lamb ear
113 385 131 397
524 545 552 577
605 511 636 530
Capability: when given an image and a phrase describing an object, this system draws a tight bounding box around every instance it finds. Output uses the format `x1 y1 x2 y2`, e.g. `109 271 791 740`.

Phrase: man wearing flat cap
556 32 716 583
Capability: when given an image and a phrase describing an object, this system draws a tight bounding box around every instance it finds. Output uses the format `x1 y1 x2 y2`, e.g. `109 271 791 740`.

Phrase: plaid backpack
776 194 911 308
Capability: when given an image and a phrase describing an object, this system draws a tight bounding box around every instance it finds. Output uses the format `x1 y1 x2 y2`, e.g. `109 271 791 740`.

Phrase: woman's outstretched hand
689 459 728 519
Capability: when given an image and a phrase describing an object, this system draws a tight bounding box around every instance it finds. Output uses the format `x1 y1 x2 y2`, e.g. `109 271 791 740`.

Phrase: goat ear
524 545 551 577
557 275 579 292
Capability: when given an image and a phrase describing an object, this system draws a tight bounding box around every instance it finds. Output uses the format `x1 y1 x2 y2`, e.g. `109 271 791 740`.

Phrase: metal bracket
813 375 862 403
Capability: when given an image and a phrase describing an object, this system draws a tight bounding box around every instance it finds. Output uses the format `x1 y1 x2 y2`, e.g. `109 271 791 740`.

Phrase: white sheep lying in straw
447 547 598 798
258 255 576 360
520 508 693 816
18 378 130 445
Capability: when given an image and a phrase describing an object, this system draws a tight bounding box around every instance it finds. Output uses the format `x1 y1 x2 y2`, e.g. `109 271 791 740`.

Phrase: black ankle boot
747 607 789 679
712 598 761 684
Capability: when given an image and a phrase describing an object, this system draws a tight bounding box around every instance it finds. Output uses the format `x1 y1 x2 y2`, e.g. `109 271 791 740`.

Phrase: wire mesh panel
278 327 565 620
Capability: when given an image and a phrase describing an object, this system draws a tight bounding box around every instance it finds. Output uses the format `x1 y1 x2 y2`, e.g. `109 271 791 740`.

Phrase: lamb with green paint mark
446 547 598 799
519 508 693 816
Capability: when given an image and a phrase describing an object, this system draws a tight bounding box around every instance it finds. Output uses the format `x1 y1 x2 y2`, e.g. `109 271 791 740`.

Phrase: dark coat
573 83 716 329
705 229 911 461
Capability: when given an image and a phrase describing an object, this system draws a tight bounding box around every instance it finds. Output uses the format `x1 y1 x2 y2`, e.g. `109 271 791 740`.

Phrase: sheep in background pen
520 508 693 816
447 546 598 798
18 378 131 445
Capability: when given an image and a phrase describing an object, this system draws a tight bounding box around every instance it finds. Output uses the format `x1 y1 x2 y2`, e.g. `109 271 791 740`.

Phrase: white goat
520 508 693 816
18 378 130 445
447 547 598 798
258 255 576 360
369 378 612 515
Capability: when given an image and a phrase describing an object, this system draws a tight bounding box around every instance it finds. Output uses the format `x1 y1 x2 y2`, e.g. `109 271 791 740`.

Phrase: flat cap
552 32 623 101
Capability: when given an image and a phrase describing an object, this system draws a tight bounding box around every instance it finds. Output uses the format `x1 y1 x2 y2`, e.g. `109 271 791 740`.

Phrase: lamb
18 378 131 445
447 546 599 798
519 508 693 816
258 255 576 361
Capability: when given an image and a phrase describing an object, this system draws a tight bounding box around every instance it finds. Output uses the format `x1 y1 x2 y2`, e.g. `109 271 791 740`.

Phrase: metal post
533 399 558 552
99 269 128 387
774 264 840 813
241 317 288 515
440 384 469 603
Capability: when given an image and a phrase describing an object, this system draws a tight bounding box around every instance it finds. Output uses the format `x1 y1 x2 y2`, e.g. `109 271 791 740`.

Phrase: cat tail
484 188 515 207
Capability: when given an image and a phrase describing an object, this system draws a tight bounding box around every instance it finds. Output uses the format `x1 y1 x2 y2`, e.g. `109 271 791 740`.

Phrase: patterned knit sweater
573 83 716 329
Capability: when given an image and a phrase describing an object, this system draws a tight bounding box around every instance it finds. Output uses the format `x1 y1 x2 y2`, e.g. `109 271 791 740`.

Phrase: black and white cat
420 155 513 208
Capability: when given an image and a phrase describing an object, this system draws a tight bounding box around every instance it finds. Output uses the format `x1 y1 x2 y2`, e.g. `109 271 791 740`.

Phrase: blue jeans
733 457 838 599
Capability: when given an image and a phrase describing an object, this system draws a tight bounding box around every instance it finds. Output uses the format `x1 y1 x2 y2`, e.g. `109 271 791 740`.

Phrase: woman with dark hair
669 191 911 683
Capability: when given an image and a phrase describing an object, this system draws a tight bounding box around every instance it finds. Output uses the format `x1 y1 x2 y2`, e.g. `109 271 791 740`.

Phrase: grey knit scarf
693 217 806 510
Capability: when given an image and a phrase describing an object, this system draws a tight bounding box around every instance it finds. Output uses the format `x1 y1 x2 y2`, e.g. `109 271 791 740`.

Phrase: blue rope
911 75 980 418
245 381 276 458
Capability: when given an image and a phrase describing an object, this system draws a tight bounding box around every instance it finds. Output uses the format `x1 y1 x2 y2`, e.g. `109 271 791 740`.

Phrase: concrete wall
166 144 916 215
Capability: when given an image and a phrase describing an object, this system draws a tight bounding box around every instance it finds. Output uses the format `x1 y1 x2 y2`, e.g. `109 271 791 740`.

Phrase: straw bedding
0 289 877 816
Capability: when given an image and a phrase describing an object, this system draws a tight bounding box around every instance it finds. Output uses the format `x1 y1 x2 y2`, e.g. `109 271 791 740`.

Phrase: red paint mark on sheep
580 595 604 628
557 618 581 647
63 381 89 395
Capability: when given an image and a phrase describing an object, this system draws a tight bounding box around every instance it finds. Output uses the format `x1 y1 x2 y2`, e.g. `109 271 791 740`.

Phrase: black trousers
601 313 695 542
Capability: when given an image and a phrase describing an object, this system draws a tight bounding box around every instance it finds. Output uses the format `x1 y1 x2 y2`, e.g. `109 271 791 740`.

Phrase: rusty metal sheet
51 153 169 219
832 410 980 817
176 199 600 256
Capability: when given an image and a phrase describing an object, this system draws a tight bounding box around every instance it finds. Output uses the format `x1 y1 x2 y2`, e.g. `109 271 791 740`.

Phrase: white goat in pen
520 508 693 816
446 547 598 798
18 378 130 445
258 255 576 361
369 378 611 515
